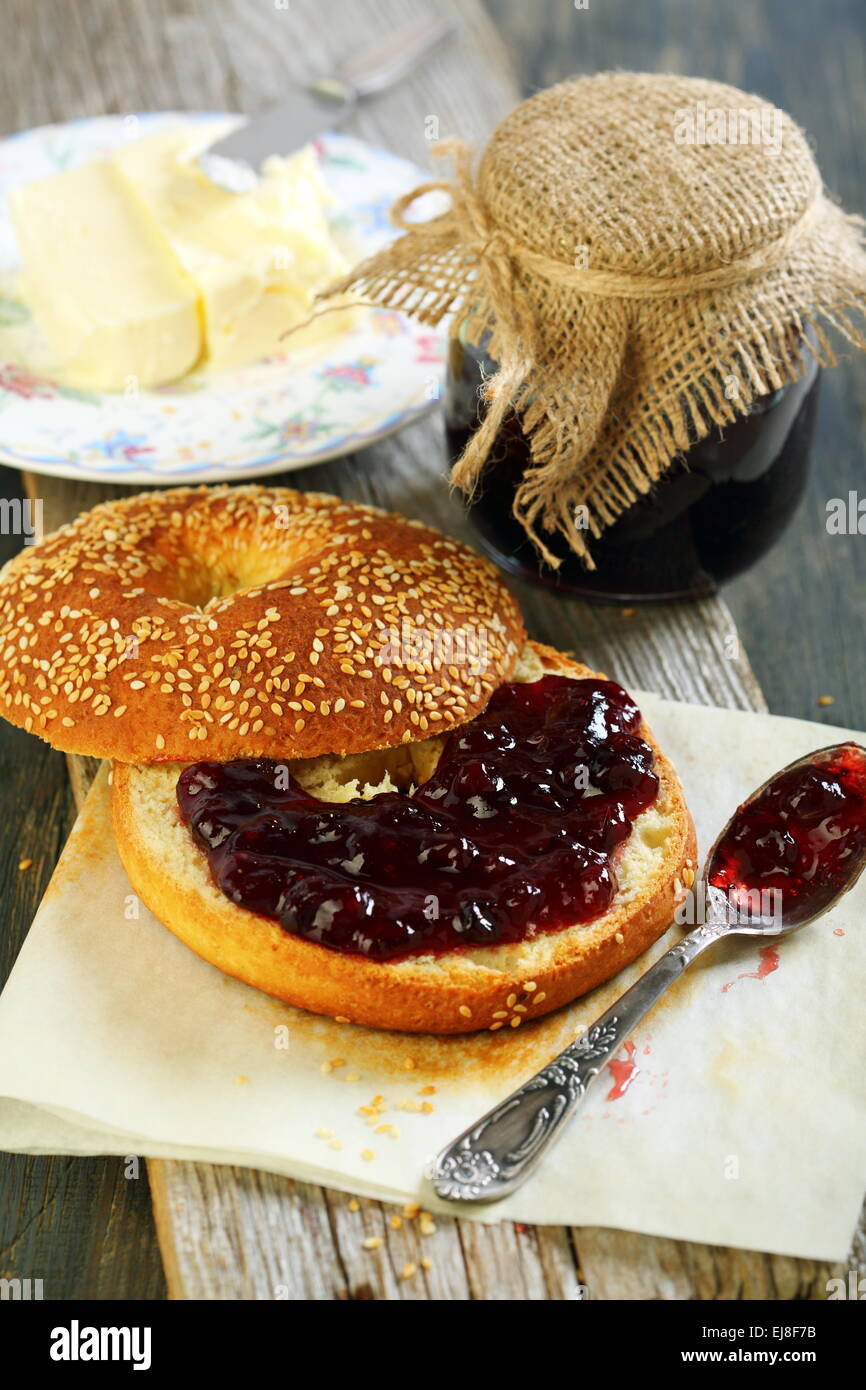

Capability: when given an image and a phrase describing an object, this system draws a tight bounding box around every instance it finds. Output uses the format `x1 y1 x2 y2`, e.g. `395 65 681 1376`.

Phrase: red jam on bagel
177 675 660 960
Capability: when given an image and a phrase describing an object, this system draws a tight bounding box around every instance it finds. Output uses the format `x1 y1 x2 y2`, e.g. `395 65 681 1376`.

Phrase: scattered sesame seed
615 931 625 945
18 858 32 871
818 695 835 707
458 1005 472 1018
362 1237 382 1251
401 1262 417 1280
361 1149 376 1162
348 1198 360 1213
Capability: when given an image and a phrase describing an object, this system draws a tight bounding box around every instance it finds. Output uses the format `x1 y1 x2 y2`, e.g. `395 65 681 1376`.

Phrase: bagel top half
0 485 525 762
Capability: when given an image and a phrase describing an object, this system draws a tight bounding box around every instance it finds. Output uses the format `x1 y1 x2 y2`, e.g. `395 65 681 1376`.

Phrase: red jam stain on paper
606 1040 639 1100
721 943 780 994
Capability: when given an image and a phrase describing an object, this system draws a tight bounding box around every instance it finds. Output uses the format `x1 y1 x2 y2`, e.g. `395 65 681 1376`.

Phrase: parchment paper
0 695 863 1260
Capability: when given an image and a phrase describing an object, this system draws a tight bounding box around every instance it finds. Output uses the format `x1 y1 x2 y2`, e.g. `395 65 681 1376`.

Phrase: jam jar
444 330 821 603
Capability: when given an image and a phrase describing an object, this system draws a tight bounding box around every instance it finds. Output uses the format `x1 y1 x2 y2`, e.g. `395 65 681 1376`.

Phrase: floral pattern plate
0 113 445 483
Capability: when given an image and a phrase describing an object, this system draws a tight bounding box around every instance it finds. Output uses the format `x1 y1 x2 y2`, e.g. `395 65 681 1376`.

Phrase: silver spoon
430 742 866 1204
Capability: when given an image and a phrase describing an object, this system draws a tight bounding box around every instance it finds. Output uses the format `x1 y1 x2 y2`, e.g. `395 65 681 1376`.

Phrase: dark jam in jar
445 334 820 602
177 675 659 961
709 743 866 925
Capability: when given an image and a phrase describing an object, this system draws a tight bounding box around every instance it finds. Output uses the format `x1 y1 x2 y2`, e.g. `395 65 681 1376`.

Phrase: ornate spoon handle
431 924 723 1204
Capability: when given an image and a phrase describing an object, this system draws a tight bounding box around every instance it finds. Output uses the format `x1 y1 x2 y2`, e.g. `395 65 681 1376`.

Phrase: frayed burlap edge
323 145 866 570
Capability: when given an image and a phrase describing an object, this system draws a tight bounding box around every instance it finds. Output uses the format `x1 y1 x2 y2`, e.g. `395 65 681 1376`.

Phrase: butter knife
198 13 453 192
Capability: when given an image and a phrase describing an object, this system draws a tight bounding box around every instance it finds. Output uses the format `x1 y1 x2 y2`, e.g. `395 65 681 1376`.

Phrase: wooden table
1 0 863 1300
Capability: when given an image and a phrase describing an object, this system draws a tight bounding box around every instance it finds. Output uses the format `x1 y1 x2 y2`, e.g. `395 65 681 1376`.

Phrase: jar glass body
444 332 821 602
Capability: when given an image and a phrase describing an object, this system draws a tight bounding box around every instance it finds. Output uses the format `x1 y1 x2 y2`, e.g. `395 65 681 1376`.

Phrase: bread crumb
390 1214 403 1230
344 1073 361 1083
401 1262 417 1280
621 607 636 618
314 1127 333 1140
348 1198 360 1212
328 1139 344 1151
419 1085 436 1095
361 1148 376 1161
403 1058 416 1071
234 1074 249 1085
403 1202 421 1219
420 1257 433 1271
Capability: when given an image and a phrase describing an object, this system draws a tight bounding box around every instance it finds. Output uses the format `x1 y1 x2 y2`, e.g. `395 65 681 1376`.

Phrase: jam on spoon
432 741 866 1205
707 742 866 927
177 675 660 961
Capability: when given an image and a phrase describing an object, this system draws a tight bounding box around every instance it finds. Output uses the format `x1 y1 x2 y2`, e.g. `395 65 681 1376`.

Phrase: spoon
431 741 866 1204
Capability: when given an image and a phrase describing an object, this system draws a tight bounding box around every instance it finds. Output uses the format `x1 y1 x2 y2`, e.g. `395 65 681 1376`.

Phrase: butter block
111 128 350 370
9 161 201 390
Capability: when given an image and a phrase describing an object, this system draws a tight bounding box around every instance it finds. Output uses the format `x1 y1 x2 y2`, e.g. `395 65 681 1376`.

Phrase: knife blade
198 13 453 192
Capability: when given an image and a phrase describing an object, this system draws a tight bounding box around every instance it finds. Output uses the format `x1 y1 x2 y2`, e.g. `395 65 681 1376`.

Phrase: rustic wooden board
2 0 862 1300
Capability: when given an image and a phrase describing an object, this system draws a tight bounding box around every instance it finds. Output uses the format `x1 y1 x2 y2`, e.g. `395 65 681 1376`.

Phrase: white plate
0 113 445 483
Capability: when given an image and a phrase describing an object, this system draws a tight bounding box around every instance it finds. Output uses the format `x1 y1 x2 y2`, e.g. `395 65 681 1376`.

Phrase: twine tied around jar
322 73 866 567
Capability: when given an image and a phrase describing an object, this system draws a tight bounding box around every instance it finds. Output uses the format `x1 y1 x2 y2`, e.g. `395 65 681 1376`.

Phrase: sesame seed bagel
0 485 524 761
111 641 696 1035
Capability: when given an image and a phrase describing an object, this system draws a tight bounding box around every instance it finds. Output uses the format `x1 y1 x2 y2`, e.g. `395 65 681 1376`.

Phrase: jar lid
325 73 866 566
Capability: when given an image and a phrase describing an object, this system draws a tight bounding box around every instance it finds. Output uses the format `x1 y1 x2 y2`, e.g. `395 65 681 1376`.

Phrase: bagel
112 641 696 1034
0 485 525 761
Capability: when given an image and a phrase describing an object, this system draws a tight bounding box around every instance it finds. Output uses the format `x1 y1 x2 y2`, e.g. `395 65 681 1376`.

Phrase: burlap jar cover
325 72 866 568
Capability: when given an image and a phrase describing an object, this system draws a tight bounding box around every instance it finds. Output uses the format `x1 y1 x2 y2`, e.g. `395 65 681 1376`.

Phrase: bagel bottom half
111 641 696 1034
